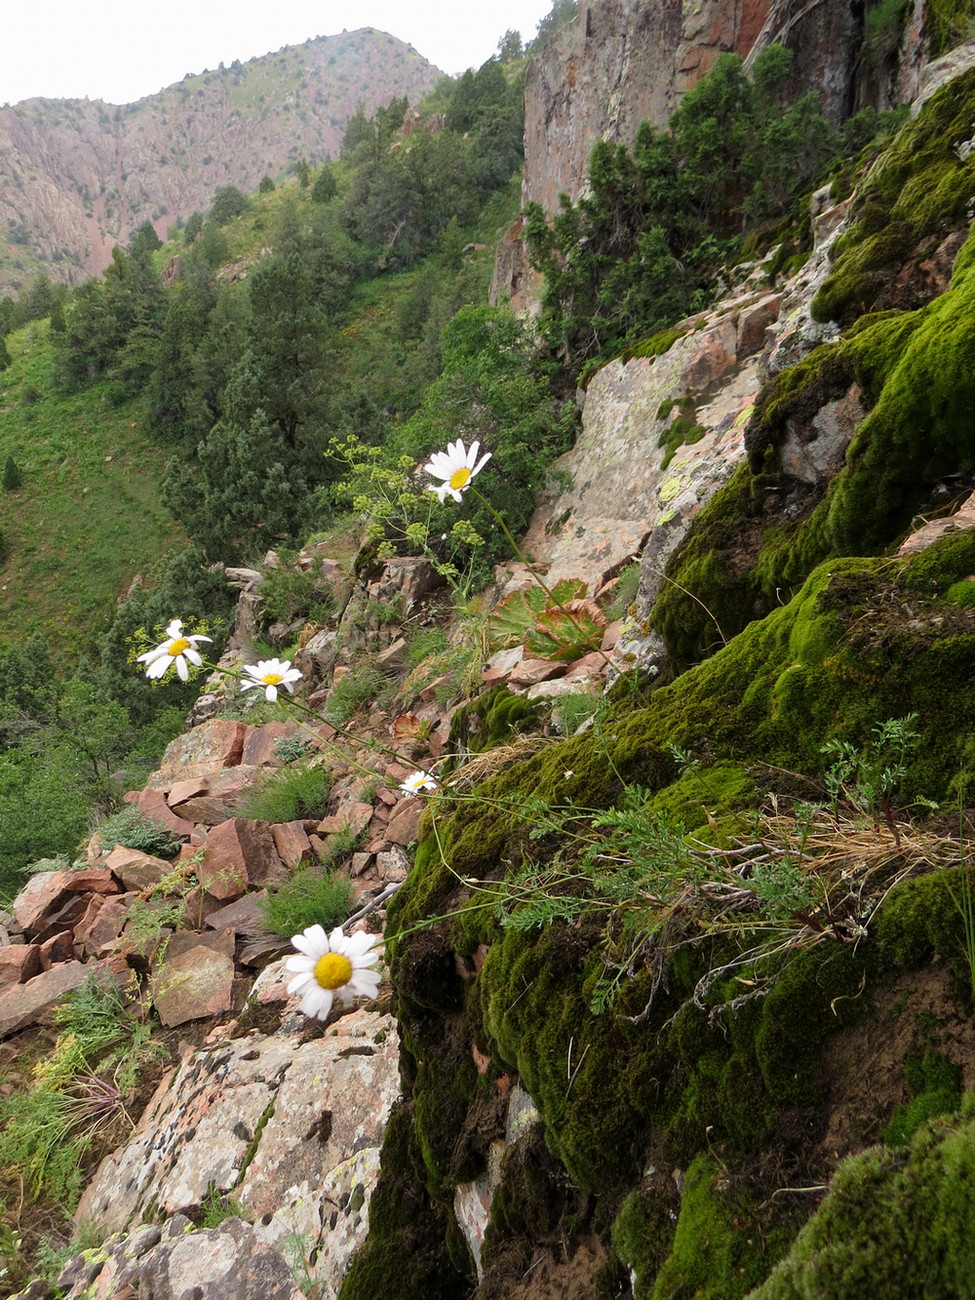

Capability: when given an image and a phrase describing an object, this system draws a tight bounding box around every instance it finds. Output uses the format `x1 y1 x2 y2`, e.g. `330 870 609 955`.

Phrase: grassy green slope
0 324 183 655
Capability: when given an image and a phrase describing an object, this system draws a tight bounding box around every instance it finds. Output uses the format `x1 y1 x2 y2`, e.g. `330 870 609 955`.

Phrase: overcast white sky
1 1 557 107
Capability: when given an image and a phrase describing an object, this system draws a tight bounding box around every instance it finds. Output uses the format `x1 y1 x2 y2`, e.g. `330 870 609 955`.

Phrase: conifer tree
2 457 22 491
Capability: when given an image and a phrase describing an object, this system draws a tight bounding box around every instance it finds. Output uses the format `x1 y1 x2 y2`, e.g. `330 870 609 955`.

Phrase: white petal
183 648 203 668
348 971 382 999
176 655 189 682
344 930 379 957
188 635 213 645
164 620 183 637
287 972 315 996
285 954 315 973
146 657 170 680
466 440 480 467
309 924 332 951
299 987 332 1020
472 451 492 477
265 684 279 702
291 927 326 958
240 679 258 692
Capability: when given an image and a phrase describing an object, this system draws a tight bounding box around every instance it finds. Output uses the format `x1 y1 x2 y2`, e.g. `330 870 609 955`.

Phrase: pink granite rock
13 869 119 934
174 766 260 825
135 788 196 838
242 720 304 766
198 819 286 901
0 961 90 1038
385 798 424 847
270 822 315 868
37 930 77 969
104 846 173 892
75 892 141 960
150 930 237 1028
166 777 209 807
0 942 41 988
507 658 568 687
316 801 373 839
147 719 246 791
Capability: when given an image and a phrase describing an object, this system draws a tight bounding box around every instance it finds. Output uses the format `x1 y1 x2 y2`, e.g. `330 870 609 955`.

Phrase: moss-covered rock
654 219 975 668
747 1094 975 1299
812 68 975 325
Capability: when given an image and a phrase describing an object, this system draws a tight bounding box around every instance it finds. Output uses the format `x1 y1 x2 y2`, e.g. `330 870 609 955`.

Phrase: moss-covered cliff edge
340 61 975 1300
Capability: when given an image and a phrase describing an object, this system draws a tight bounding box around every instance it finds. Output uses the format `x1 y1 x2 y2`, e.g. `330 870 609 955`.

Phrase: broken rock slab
147 719 246 791
198 818 286 901
150 930 238 1028
57 1214 305 1300
0 961 91 1039
13 869 119 935
104 846 173 892
75 1006 400 1299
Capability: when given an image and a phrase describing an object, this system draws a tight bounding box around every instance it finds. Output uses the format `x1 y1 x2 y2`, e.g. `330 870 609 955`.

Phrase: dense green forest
0 28 903 897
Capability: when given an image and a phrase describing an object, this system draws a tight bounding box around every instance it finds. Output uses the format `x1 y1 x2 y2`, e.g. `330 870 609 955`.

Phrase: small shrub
274 736 315 764
261 553 336 625
323 663 384 725
95 806 184 859
200 1183 245 1228
260 862 355 938
552 691 603 736
2 457 22 491
238 762 330 823
605 562 641 620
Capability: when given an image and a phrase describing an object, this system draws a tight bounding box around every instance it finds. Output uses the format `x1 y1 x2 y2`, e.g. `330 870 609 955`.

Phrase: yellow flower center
167 637 191 656
313 952 353 990
448 466 472 491
261 672 284 685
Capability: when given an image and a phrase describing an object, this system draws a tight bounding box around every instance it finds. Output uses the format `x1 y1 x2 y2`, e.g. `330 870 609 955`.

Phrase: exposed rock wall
521 0 866 217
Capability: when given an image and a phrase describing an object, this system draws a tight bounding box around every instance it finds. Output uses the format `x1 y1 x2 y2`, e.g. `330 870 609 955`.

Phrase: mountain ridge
0 28 443 296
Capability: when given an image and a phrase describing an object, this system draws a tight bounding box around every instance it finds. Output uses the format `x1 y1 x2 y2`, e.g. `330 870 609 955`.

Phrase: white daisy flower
136 619 212 683
240 657 303 702
399 770 438 796
285 924 383 1022
423 438 491 504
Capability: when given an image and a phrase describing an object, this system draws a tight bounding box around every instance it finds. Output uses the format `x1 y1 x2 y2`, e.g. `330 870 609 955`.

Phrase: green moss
749 1094 975 1299
339 1100 474 1300
447 684 542 757
658 393 706 470
812 67 975 325
821 236 975 555
623 325 687 363
884 1050 962 1147
754 946 869 1105
646 761 756 837
471 924 668 1193
649 1154 784 1300
944 579 975 610
659 229 975 671
612 1188 678 1300
480 1125 588 1286
376 525 975 1297
649 463 775 669
872 864 975 979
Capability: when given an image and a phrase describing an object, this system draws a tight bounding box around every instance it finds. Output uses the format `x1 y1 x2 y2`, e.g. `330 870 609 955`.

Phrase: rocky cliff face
522 0 921 216
0 29 440 296
498 0 927 309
